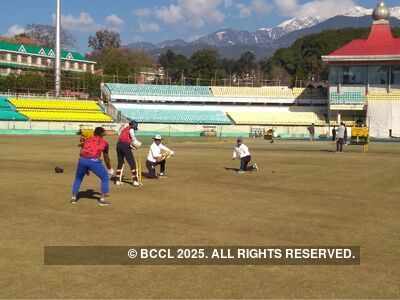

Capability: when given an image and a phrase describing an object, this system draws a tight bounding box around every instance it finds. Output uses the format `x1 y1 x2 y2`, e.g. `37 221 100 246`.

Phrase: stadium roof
0 40 95 63
322 1 400 63
322 21 400 62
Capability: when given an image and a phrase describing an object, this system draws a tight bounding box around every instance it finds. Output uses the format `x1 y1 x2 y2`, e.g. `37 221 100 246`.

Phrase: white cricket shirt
233 144 251 159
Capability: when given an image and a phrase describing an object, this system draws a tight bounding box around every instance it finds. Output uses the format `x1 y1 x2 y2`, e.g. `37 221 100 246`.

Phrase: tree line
2 26 397 97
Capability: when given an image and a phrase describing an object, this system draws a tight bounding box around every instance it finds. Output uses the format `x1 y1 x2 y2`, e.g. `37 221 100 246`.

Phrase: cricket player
115 120 142 186
336 122 346 153
233 138 258 173
146 135 175 178
72 127 114 206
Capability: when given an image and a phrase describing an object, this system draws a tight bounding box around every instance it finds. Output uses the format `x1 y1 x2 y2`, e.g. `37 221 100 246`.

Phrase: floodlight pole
55 0 61 97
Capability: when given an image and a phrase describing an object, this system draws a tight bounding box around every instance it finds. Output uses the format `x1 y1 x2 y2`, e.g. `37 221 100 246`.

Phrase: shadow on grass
225 167 240 172
320 149 337 153
77 189 102 202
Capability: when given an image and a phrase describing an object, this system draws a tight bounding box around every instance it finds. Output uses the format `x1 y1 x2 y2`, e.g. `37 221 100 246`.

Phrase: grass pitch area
0 135 399 299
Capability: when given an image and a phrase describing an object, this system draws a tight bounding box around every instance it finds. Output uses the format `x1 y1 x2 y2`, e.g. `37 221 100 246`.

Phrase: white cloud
236 0 271 18
60 12 100 32
274 0 356 19
53 12 125 33
155 0 225 28
156 4 184 24
138 21 161 33
133 8 152 17
252 0 271 14
106 14 124 31
5 24 25 37
237 3 252 18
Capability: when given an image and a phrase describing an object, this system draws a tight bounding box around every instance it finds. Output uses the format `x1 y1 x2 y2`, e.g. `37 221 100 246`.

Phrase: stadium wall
0 121 330 139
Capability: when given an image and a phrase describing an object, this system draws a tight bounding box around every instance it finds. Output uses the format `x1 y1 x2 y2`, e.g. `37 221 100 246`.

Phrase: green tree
159 50 191 82
24 24 76 49
88 30 121 51
236 51 257 76
262 28 372 84
190 49 221 84
90 48 154 77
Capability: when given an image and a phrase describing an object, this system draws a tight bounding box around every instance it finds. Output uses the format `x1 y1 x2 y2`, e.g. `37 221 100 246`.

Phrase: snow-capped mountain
127 5 400 59
343 6 372 17
194 16 323 47
258 16 323 40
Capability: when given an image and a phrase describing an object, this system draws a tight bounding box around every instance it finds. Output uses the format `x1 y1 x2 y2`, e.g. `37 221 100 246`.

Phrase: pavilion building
322 1 400 138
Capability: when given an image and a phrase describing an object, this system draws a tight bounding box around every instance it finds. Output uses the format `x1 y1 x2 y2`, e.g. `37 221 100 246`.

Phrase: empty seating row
10 98 101 111
7 97 113 122
292 88 326 99
367 88 400 100
19 110 112 122
211 86 294 98
105 83 212 97
211 86 326 99
0 97 28 121
119 108 231 125
228 112 326 125
329 91 366 104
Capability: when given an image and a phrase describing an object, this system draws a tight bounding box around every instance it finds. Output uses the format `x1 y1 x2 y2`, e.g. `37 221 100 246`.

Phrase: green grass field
0 135 399 299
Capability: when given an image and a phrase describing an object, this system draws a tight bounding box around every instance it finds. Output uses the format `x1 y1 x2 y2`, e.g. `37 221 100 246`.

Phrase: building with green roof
0 40 96 76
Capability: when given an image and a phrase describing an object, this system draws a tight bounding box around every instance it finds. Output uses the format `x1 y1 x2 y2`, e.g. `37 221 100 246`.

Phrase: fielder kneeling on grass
72 127 114 206
233 138 258 173
146 135 175 178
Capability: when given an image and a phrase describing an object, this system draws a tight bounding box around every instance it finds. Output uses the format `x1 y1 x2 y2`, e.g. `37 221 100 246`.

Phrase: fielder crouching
146 135 175 178
115 120 142 186
233 138 258 173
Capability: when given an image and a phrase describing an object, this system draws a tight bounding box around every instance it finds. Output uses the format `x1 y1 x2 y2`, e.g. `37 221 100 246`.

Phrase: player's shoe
98 199 111 207
159 172 167 178
116 181 123 186
133 181 140 187
254 163 259 171
71 196 78 204
238 170 246 174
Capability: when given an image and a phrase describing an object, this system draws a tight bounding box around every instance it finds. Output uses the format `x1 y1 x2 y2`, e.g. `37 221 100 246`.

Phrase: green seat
105 84 212 97
330 91 365 104
119 108 231 125
0 97 28 120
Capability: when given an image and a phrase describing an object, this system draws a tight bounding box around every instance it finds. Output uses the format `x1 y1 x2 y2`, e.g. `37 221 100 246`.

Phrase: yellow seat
9 98 112 122
228 111 325 125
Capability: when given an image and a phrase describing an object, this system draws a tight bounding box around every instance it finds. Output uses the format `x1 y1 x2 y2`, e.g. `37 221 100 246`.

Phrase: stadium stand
116 107 231 125
329 91 366 104
9 98 112 122
210 86 326 99
228 111 326 125
105 83 212 97
292 88 326 99
211 86 294 98
0 97 28 121
367 88 400 100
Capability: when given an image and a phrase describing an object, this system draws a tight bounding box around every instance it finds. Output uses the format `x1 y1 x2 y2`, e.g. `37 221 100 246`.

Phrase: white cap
154 134 162 140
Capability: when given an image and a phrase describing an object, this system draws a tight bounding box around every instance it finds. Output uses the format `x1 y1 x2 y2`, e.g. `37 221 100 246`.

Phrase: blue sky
0 0 395 52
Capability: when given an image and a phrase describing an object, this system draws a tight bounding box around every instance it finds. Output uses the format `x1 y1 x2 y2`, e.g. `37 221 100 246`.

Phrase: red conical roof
323 21 400 62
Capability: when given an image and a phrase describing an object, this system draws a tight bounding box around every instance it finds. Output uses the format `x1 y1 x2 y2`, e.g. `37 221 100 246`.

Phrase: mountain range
127 6 400 59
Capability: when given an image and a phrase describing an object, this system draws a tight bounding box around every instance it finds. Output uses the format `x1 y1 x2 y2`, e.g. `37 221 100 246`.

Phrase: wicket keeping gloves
131 140 142 150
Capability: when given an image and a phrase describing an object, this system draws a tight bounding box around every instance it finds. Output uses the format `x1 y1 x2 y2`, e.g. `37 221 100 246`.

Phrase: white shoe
98 199 111 206
133 181 140 187
71 196 78 204
116 181 123 186
254 163 259 171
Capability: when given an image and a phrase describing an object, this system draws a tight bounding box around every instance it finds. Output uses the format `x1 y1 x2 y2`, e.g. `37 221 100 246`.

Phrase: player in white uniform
146 135 175 178
233 138 258 173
